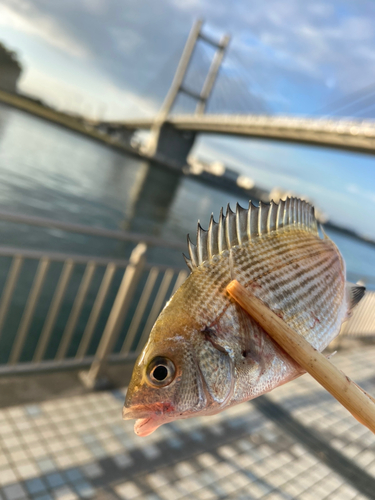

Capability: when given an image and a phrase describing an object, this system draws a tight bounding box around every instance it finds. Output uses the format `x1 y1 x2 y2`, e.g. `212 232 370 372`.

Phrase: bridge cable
317 81 375 117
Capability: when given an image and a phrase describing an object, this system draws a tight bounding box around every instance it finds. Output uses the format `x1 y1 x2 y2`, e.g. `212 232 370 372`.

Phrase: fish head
122 285 235 436
123 303 208 436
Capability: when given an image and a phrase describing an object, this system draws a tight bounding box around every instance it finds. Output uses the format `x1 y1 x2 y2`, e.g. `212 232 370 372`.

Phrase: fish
123 197 365 436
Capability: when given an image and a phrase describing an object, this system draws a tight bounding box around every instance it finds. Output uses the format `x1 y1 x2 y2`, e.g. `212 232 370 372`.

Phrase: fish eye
146 357 176 387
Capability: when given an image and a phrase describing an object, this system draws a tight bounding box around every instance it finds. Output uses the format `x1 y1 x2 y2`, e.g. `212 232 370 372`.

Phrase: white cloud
81 0 107 15
19 65 157 120
0 1 88 58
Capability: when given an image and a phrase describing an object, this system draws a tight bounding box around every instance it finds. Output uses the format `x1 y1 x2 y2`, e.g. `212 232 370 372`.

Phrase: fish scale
123 197 365 436
183 228 344 349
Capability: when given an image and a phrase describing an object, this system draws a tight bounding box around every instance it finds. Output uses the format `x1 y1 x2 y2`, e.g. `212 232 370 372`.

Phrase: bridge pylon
144 19 230 163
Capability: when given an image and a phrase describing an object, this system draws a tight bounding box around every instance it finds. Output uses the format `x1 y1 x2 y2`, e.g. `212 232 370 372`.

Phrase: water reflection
123 161 181 235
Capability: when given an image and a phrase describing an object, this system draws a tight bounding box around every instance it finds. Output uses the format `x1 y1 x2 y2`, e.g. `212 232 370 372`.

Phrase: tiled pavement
1 345 375 500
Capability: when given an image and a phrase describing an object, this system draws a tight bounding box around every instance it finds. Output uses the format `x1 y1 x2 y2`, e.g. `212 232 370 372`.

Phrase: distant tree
0 41 22 92
0 42 21 69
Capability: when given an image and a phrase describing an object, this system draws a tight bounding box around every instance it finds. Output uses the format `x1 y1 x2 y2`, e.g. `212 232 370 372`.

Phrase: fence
0 212 188 387
0 211 373 386
340 292 375 338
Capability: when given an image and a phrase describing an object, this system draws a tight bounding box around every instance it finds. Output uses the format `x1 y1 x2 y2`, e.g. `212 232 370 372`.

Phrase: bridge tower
145 19 230 164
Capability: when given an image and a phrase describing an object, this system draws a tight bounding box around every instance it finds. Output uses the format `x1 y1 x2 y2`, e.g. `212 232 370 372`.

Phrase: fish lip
123 406 170 436
134 417 162 437
122 405 157 421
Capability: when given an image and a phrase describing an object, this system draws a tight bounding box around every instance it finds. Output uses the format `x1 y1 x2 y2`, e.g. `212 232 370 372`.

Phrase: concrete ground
0 344 374 500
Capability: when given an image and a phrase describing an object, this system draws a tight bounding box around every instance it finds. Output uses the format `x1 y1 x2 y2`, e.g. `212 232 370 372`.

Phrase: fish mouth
122 405 152 421
133 416 163 437
122 404 170 437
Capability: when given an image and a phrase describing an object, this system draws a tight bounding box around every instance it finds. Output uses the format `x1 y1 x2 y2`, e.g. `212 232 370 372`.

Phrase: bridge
1 19 375 166
105 19 375 163
112 113 375 156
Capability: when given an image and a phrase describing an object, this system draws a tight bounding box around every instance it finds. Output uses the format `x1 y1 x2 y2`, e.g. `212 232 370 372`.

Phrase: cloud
0 1 88 57
20 65 157 120
2 0 375 118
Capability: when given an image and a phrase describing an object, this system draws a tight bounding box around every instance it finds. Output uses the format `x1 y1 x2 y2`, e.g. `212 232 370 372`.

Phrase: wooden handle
226 279 375 434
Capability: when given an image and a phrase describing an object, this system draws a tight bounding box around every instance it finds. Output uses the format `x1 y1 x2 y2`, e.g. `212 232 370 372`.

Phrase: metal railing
0 245 188 373
0 212 188 386
340 292 375 338
0 211 373 386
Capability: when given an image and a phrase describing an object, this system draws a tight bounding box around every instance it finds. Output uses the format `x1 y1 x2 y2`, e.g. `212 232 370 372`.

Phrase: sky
0 0 375 236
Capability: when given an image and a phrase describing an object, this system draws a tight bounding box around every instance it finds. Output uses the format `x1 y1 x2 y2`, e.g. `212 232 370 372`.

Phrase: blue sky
0 0 374 236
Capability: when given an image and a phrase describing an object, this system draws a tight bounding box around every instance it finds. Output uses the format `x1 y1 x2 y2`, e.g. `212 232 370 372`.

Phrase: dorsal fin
184 197 319 271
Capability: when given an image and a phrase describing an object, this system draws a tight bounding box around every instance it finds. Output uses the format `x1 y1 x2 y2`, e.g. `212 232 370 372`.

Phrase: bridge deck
118 113 375 155
2 88 375 155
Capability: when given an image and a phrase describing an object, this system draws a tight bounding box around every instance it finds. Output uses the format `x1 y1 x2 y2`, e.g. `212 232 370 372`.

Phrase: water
0 103 374 362
1 103 374 277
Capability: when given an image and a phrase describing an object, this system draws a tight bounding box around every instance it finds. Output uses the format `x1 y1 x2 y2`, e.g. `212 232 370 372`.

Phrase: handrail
0 242 189 382
0 245 130 266
0 210 186 251
0 245 186 271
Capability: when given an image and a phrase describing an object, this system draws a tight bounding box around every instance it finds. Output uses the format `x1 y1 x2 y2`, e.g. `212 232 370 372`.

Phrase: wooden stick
226 279 375 434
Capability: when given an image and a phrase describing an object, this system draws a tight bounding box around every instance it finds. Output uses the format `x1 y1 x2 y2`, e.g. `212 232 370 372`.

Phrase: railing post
79 243 147 388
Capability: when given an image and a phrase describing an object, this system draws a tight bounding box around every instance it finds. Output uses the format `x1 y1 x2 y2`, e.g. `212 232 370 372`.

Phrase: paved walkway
0 345 375 500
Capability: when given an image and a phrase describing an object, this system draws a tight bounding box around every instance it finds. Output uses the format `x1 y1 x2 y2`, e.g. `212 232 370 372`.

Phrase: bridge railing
0 212 372 383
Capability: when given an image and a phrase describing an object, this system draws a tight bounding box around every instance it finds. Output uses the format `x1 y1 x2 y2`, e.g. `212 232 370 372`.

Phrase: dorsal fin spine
298 200 302 224
236 203 241 245
247 202 252 241
185 197 319 271
225 205 230 249
284 197 290 225
236 203 247 245
258 201 262 236
277 199 285 230
250 201 259 240
291 197 295 224
258 201 264 236
268 200 277 232
288 198 294 225
218 207 226 253
197 223 208 264
183 254 193 271
187 235 198 268
225 204 237 249
207 214 215 259
301 201 305 228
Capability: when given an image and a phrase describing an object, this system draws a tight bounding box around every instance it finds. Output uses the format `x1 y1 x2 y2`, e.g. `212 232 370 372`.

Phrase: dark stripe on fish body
237 231 317 268
237 234 321 274
282 260 340 318
286 270 342 338
259 251 334 296
270 252 337 305
242 247 333 297
238 239 325 281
